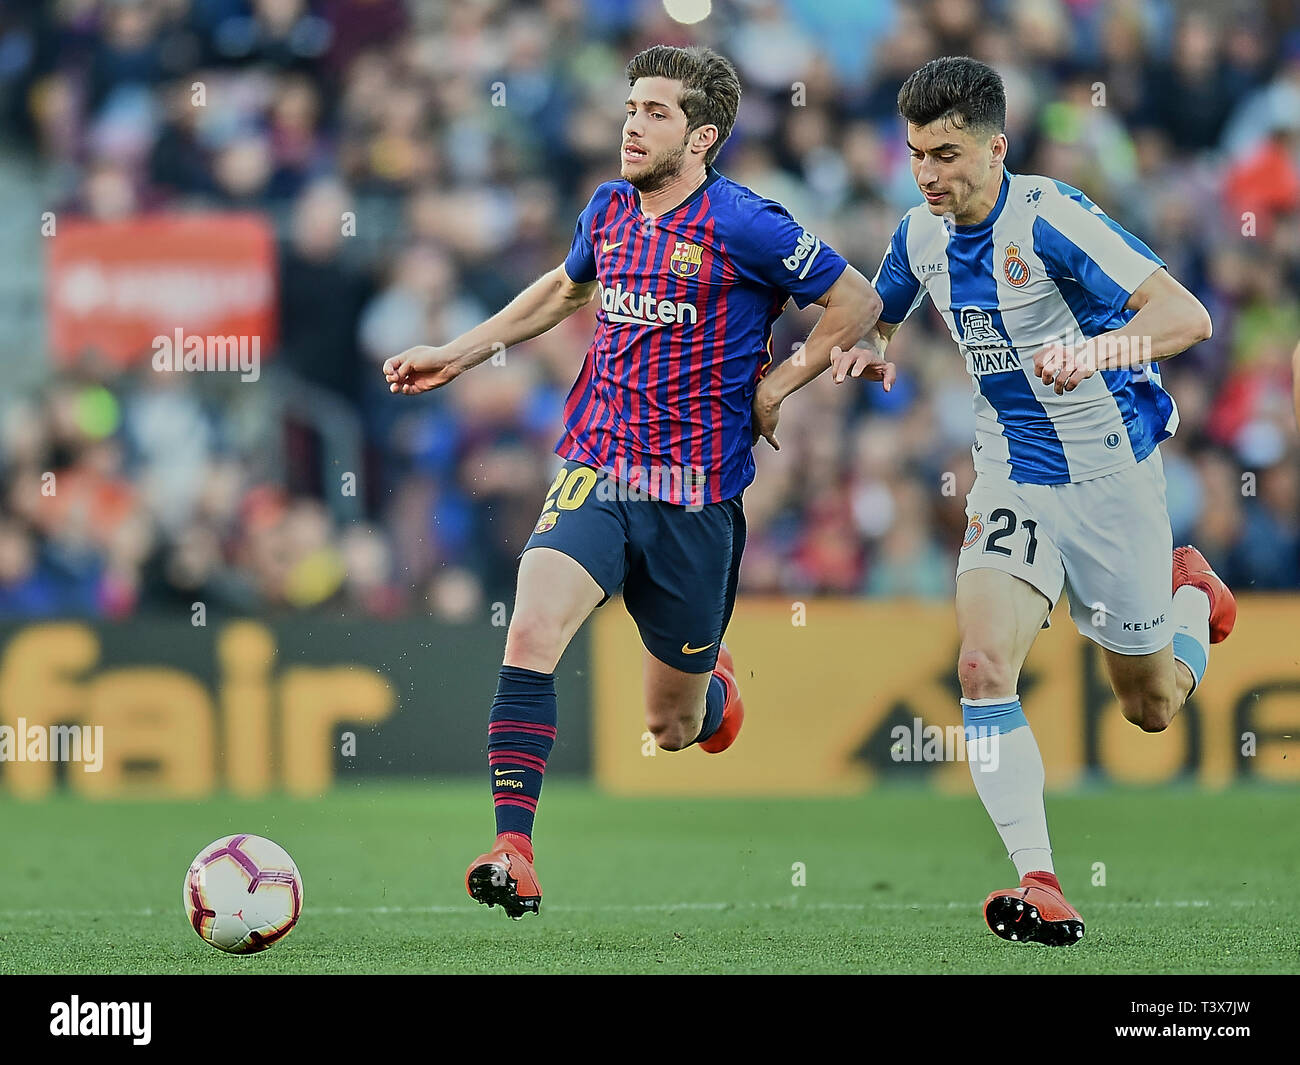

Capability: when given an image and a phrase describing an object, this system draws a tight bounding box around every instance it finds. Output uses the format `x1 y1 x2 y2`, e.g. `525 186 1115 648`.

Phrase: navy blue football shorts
520 459 745 673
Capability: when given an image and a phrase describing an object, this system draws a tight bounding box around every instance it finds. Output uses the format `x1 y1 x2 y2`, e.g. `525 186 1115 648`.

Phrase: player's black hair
626 45 740 167
897 56 1006 136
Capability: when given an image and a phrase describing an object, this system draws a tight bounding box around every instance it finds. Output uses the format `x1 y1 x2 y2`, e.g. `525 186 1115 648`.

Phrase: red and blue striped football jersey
557 167 848 505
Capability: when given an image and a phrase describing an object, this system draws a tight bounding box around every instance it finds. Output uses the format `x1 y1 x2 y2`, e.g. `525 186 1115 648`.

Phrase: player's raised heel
983 872 1085 946
465 844 542 920
1173 545 1237 643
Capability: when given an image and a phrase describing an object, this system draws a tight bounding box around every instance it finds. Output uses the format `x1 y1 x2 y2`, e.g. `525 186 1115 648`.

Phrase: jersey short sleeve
1032 184 1164 317
723 195 848 308
564 184 616 284
873 213 924 325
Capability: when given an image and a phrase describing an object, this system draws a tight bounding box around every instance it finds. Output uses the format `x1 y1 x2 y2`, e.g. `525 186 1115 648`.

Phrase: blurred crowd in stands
1 0 1299 620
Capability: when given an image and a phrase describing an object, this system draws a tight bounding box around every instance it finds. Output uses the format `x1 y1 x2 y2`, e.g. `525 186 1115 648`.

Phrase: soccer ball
184 834 303 954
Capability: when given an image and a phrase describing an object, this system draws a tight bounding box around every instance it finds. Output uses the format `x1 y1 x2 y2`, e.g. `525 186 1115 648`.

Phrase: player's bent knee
644 697 703 751
648 717 696 752
503 612 567 673
1121 691 1176 733
956 648 1014 700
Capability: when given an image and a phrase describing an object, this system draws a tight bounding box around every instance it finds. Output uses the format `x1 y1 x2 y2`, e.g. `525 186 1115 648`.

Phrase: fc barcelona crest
1003 242 1030 287
669 240 703 278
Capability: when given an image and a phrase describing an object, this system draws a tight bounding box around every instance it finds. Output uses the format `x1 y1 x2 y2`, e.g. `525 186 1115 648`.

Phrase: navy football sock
487 665 557 848
692 674 727 745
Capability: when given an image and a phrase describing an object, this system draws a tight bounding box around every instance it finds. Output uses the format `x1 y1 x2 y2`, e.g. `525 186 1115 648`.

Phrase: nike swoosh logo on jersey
681 642 715 655
494 769 524 777
602 239 623 252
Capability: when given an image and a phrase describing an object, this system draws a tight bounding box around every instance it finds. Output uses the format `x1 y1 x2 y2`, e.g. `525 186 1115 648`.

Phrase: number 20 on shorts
544 466 598 511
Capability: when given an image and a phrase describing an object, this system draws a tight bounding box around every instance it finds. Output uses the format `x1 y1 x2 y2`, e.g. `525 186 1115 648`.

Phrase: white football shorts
955 449 1173 655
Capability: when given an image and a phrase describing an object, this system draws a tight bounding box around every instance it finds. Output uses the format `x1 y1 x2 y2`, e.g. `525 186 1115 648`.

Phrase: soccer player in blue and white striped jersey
831 57 1238 945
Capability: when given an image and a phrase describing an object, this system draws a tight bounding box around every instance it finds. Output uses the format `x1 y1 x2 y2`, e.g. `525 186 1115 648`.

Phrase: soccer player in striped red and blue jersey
383 45 887 918
827 57 1234 946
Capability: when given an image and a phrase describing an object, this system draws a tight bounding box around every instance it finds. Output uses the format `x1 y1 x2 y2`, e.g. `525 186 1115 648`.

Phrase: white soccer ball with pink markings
184 834 303 954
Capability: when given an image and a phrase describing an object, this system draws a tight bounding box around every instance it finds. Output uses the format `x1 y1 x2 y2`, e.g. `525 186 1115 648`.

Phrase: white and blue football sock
1171 585 1211 695
962 696 1053 879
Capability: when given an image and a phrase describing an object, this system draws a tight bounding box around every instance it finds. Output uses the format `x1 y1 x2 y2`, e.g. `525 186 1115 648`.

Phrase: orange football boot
984 871 1085 946
465 834 541 919
698 643 744 753
1173 545 1237 644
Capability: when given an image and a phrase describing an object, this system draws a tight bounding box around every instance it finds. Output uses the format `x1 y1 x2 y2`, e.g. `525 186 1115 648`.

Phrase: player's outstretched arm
1033 268 1212 395
831 320 899 382
751 266 886 449
383 265 597 395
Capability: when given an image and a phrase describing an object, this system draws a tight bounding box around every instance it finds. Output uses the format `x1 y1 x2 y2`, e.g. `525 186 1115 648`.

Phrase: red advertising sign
47 213 278 367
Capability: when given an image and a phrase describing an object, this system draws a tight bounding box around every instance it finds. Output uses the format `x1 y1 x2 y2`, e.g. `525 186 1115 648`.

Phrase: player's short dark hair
897 56 1006 136
626 45 740 167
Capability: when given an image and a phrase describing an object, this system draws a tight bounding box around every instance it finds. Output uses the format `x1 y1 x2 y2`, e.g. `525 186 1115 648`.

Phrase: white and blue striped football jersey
873 171 1177 485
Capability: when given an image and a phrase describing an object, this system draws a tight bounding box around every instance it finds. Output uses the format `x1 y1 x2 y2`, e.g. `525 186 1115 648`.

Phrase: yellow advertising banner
0 616 593 798
0 622 393 799
593 596 1300 795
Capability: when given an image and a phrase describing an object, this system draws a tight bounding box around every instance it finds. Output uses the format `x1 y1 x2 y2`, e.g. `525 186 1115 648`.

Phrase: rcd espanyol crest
1003 242 1030 287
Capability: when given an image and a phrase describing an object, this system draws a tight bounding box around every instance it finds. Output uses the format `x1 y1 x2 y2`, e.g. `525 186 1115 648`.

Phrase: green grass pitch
0 783 1294 974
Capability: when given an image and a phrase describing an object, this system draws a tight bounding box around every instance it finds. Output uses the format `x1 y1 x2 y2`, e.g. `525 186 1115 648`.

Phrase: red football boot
465 834 542 919
1173 545 1237 643
698 643 744 754
983 871 1085 946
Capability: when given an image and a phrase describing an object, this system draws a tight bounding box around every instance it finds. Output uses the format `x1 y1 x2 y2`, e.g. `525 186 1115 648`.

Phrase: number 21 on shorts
962 507 1039 565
